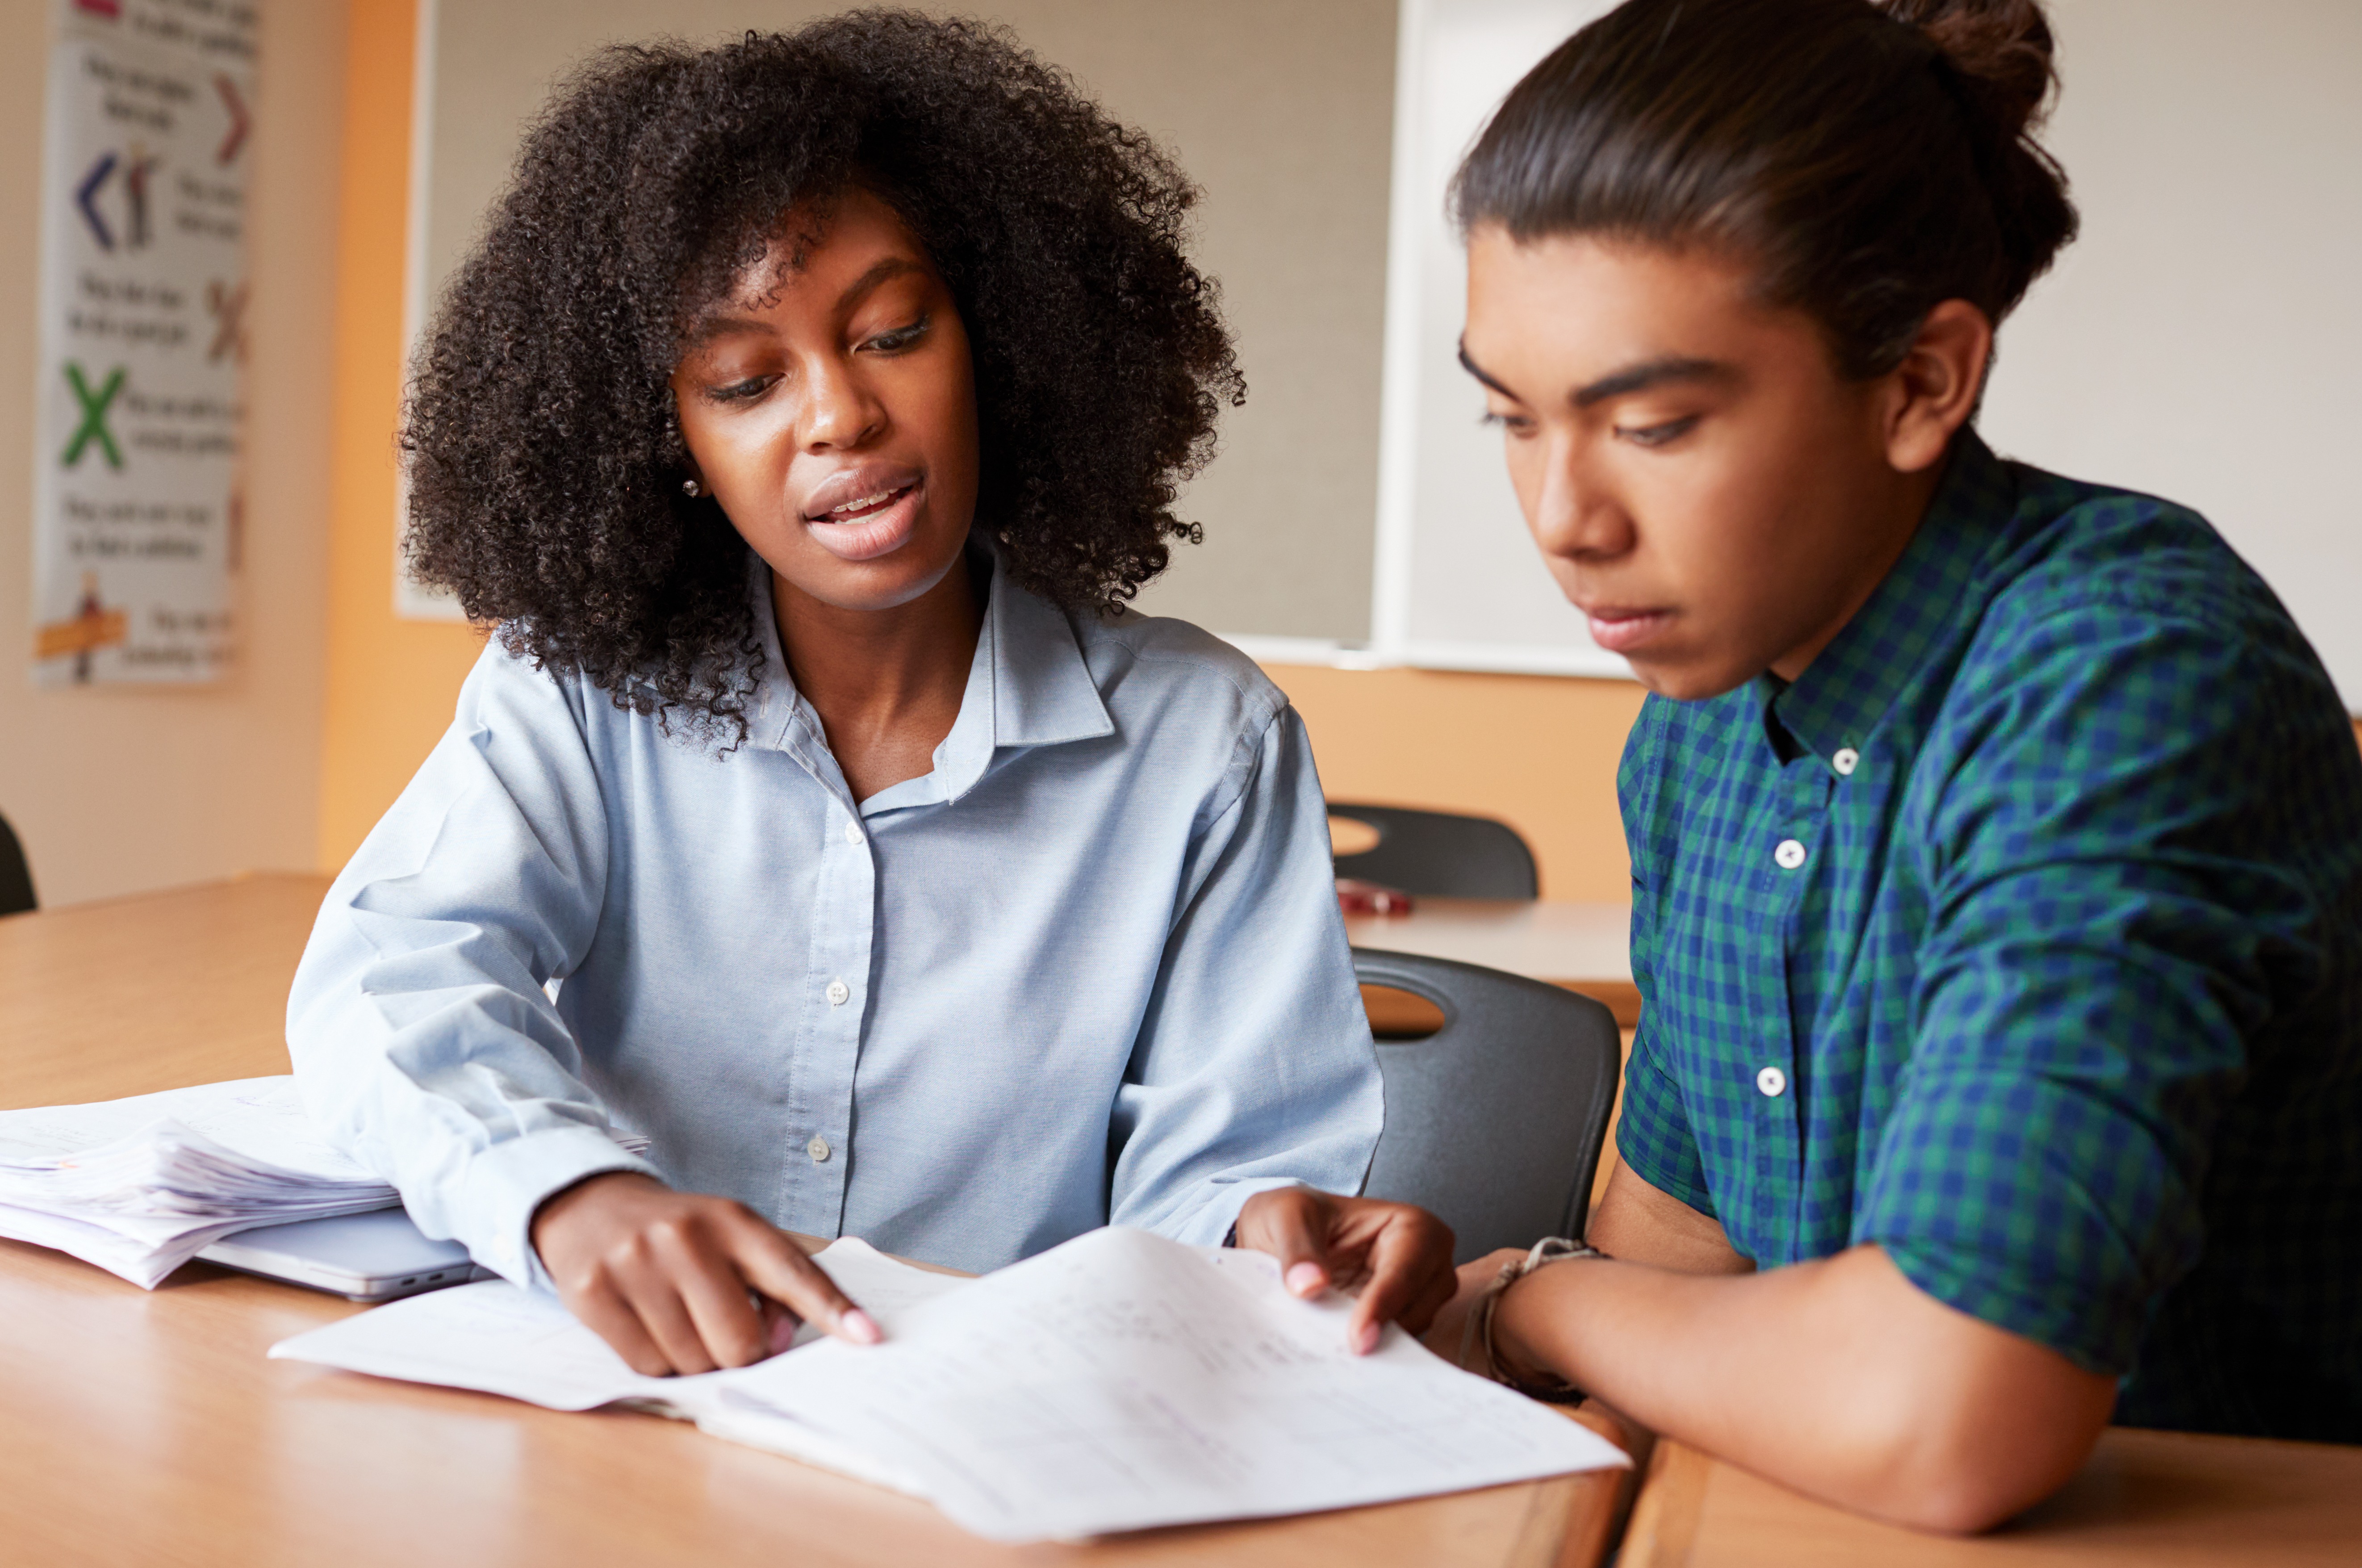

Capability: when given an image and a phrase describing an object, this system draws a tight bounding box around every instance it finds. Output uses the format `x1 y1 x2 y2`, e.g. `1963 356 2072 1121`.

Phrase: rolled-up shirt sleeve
286 644 656 1288
1106 703 1385 1246
1858 608 2330 1374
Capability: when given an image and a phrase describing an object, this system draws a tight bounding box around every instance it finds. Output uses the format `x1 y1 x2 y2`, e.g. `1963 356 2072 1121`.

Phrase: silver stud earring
682 478 702 498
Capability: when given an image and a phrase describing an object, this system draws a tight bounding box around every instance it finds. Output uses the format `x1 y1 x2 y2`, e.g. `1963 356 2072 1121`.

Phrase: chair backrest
1329 803 1538 900
1354 948 1620 1263
0 812 35 918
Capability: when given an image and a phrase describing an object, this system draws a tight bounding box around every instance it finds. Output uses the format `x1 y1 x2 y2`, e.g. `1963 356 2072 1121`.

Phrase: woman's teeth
825 488 901 519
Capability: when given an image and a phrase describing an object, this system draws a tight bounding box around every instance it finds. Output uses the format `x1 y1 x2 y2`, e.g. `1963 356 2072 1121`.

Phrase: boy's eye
1617 414 1701 447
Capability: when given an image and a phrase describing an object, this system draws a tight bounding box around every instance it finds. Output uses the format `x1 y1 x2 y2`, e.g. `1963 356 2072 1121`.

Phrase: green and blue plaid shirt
1616 432 2362 1441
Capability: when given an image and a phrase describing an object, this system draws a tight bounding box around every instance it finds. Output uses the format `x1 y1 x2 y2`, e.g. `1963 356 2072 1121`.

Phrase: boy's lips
1584 606 1674 654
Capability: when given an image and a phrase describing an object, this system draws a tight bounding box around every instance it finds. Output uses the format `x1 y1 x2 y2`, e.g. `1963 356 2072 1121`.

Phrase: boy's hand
1234 1187 1458 1354
531 1171 882 1376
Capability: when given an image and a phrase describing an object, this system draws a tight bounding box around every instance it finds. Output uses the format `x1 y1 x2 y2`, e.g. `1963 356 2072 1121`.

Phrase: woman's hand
530 1171 882 1376
1233 1187 1458 1354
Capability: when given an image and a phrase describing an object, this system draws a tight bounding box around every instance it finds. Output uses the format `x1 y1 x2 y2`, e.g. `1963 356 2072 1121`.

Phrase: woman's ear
1881 299 1993 474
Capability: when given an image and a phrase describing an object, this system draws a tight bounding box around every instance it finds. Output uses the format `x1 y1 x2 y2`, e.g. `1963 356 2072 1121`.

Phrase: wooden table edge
1613 1438 1712 1568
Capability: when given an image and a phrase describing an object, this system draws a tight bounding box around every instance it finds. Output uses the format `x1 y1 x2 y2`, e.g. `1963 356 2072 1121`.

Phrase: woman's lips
1586 607 1673 654
803 481 921 562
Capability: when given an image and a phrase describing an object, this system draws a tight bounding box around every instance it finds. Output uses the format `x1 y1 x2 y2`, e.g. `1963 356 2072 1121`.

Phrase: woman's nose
798 356 884 451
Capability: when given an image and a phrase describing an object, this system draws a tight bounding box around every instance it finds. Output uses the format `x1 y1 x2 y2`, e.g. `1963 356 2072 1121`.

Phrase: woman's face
671 187 981 615
1460 229 1960 701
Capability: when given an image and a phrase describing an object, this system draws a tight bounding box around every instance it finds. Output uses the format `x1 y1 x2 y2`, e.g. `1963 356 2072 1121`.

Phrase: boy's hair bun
1883 0 2077 319
1885 0 2060 142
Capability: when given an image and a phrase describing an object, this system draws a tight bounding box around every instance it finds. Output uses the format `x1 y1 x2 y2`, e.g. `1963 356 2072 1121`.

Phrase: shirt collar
745 546 1114 810
1760 431 2018 767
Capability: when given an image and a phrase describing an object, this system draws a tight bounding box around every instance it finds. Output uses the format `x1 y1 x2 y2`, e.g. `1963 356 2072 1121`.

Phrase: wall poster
29 0 255 686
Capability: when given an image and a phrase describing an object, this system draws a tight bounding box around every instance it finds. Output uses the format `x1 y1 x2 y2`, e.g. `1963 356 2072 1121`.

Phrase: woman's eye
1617 414 1701 448
702 374 777 404
1479 410 1536 437
863 315 930 354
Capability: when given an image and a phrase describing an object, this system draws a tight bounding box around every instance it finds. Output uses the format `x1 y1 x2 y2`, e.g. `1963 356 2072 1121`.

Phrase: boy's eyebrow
682 257 929 349
1569 355 1735 407
1455 340 1736 407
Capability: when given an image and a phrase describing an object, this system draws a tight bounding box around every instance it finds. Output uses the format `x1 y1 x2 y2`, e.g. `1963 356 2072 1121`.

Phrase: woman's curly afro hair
402 10 1244 738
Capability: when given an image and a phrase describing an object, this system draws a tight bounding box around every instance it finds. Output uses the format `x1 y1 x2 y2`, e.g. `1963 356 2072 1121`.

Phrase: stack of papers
273 1225 1628 1543
0 1076 643 1289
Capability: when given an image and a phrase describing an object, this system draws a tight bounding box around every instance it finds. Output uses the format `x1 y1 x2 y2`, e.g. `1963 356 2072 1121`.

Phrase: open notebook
272 1226 1627 1543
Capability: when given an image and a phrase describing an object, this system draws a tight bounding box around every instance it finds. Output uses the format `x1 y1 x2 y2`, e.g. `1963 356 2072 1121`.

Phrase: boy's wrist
1469 1237 1607 1402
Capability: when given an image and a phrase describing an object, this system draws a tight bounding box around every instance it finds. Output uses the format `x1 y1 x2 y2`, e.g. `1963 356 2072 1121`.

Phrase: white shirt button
1832 748 1860 777
825 978 850 1007
1756 1065 1788 1098
1774 838 1807 870
807 1135 832 1163
843 819 864 846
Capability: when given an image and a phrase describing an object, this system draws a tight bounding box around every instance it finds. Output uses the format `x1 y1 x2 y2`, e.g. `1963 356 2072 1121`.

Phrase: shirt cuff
1185 1177 1307 1250
446 1126 661 1291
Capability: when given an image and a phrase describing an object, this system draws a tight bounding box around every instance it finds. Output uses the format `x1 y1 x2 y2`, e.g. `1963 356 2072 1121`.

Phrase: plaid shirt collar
1753 432 2019 767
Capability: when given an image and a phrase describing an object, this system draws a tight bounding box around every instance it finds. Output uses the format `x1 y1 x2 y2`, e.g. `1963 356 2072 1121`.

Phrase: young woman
1431 0 2362 1532
288 14 1453 1377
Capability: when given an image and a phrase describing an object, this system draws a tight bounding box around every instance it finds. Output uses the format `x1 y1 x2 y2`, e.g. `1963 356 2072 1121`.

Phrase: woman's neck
772 556 985 802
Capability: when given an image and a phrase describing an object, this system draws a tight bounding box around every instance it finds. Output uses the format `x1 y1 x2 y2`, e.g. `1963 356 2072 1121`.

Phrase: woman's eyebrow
836 256 926 309
680 258 929 350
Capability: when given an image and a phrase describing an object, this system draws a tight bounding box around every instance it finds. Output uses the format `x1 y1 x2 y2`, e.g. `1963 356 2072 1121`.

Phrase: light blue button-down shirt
287 554 1382 1285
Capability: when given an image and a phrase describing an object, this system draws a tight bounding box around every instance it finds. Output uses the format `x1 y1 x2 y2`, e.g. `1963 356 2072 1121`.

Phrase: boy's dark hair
402 10 1242 739
1453 0 2078 380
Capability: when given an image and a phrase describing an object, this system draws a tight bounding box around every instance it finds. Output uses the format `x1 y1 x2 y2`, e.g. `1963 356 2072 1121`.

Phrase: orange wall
318 0 486 871
1275 666 1644 902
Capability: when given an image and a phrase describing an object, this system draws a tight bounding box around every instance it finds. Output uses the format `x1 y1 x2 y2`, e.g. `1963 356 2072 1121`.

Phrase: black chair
1329 803 1538 900
1354 948 1620 1263
0 812 35 917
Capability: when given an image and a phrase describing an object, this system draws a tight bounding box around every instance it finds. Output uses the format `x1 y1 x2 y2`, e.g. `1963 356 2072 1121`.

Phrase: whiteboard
1372 0 2362 713
1371 0 1625 678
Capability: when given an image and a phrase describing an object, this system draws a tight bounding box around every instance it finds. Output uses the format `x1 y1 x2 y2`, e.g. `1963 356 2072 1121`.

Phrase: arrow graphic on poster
62 363 126 469
75 151 117 250
214 75 249 164
205 280 248 363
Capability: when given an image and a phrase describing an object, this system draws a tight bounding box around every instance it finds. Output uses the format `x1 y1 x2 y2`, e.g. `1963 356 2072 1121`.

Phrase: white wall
1981 0 2362 712
0 0 343 907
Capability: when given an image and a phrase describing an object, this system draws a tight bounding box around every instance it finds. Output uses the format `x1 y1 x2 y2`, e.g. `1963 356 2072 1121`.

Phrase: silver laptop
197 1207 493 1301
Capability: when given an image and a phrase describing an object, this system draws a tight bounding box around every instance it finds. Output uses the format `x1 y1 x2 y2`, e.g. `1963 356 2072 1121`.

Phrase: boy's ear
1882 300 1993 474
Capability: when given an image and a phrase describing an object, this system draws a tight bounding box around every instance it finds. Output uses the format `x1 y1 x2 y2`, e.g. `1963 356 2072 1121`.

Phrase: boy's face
1460 229 1945 701
670 187 982 617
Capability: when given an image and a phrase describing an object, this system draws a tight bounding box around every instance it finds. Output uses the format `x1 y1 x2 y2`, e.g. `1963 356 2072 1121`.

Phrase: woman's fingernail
1354 1321 1380 1355
841 1308 884 1344
769 1313 798 1354
1286 1262 1327 1296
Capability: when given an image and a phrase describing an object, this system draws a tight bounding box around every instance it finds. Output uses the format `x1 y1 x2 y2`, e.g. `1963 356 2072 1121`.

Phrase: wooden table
1345 897 1638 1029
0 874 1637 1568
1620 1432 2362 1567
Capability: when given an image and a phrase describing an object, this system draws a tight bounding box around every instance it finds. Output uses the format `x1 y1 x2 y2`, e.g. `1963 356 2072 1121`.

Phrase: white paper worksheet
273 1227 1626 1543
